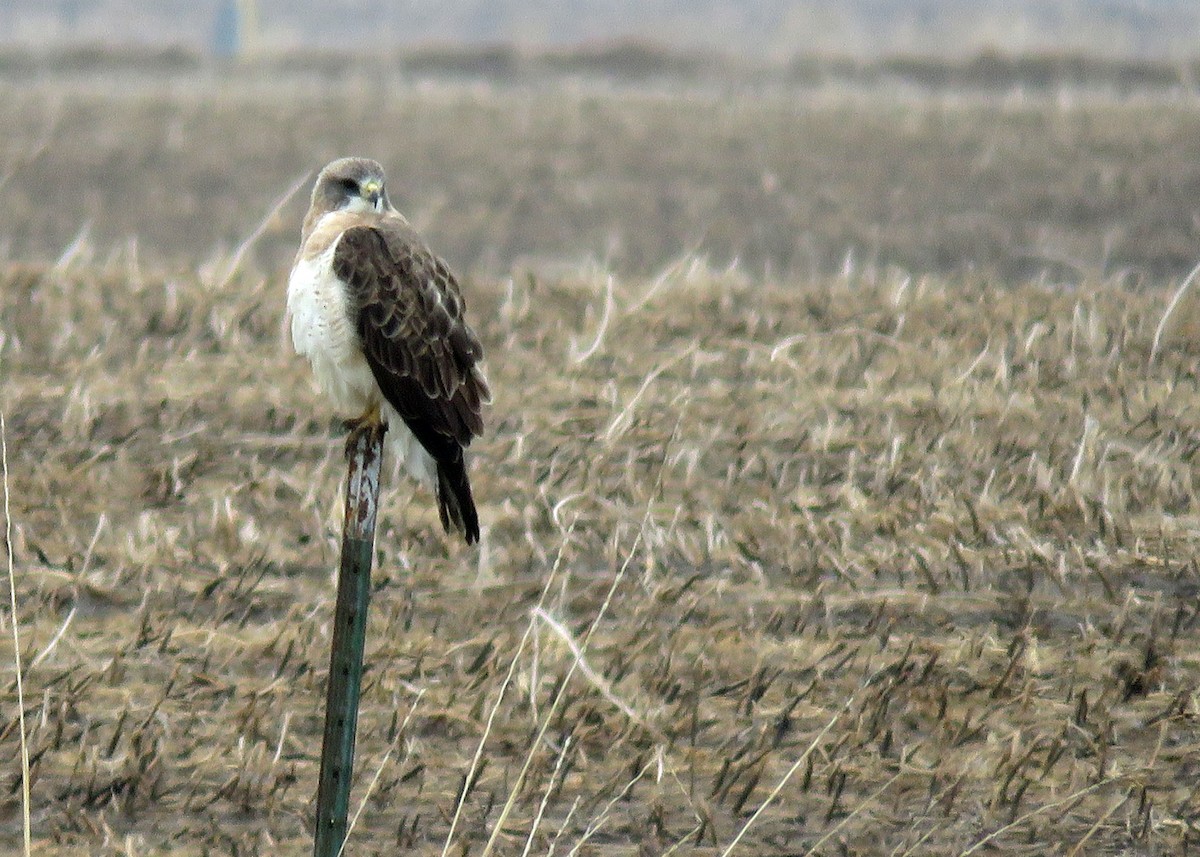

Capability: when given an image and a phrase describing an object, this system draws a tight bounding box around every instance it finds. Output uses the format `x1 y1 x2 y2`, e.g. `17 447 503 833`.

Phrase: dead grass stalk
1 413 31 857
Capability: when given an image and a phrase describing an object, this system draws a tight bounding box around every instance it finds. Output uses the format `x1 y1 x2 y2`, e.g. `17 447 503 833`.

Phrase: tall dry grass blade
534 606 646 725
1068 414 1098 486
1 413 31 857
958 774 1127 856
603 346 694 443
892 822 940 857
1064 791 1130 857
441 528 574 857
626 243 704 313
720 690 860 857
802 770 902 857
0 95 62 197
28 605 75 671
519 736 572 857
1151 257 1200 362
338 688 425 857
78 513 106 578
212 171 311 290
569 274 615 363
479 526 647 857
53 221 92 271
441 612 536 856
545 796 582 857
565 756 657 857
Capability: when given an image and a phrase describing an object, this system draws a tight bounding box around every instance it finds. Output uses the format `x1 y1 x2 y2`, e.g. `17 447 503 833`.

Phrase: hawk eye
340 178 359 194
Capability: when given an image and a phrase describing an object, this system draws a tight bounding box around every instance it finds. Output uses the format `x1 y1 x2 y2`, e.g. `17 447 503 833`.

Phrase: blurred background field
2 48 1200 283
3 2 1200 855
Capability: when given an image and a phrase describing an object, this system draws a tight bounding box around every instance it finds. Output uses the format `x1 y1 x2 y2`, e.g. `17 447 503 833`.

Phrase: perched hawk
287 157 489 543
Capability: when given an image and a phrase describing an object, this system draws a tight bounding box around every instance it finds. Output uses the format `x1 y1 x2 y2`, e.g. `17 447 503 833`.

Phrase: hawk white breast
287 157 489 543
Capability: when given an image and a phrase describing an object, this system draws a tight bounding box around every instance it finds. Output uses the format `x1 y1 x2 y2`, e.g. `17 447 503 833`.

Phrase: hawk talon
343 422 364 457
343 412 386 457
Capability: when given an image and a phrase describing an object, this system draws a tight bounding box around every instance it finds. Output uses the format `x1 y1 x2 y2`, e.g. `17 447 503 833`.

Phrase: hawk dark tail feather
436 458 480 544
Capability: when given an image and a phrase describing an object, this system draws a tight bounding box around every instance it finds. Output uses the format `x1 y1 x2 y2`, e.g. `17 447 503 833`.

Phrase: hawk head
310 157 392 218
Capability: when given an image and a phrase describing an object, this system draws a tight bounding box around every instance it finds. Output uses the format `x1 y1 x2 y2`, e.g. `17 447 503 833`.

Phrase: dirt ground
2 63 1200 856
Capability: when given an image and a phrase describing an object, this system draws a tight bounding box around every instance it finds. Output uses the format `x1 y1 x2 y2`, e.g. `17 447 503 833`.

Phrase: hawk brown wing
333 221 489 542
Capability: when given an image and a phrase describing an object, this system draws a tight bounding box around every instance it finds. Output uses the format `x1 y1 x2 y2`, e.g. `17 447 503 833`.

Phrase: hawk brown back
333 223 490 542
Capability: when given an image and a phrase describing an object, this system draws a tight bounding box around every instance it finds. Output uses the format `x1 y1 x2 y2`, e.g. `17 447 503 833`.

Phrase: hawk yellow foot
343 407 386 457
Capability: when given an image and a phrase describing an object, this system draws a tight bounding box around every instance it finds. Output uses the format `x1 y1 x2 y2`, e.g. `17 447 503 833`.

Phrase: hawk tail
436 457 480 544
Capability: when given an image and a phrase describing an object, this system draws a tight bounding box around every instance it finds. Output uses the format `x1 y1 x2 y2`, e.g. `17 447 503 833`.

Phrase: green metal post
314 423 386 857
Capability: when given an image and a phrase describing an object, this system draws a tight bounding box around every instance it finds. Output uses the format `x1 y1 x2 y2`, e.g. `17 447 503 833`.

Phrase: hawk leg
344 405 385 458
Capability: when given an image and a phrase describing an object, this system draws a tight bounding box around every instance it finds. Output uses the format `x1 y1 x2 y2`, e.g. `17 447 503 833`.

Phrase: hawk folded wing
333 223 490 539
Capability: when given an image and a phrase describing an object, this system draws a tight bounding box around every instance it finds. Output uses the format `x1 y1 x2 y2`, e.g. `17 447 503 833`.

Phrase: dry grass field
2 59 1200 282
3 61 1200 855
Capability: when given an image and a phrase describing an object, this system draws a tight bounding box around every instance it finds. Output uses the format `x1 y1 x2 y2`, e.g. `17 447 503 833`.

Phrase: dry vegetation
2 66 1200 282
3 66 1200 856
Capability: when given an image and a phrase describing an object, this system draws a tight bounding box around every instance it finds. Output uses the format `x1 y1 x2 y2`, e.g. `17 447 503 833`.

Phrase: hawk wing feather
333 223 488 542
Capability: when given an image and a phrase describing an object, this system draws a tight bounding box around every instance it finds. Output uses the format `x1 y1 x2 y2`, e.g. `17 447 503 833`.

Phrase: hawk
287 157 489 543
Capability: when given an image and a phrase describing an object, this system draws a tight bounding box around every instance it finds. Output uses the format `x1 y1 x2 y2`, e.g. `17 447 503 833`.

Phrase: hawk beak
362 181 382 207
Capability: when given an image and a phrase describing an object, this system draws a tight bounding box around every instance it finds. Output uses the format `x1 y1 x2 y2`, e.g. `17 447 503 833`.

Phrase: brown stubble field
3 66 1200 281
3 63 1200 855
